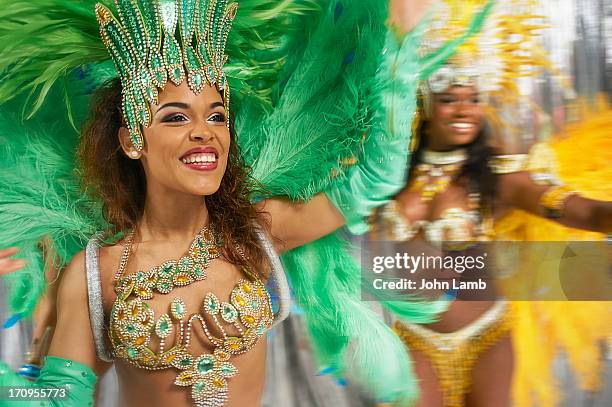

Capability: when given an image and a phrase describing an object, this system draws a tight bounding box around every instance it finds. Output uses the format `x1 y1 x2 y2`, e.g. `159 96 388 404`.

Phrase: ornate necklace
421 148 468 165
377 148 494 242
410 149 467 202
109 225 274 407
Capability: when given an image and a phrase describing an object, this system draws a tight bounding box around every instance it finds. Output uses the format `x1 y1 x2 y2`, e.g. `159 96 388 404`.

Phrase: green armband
0 356 96 406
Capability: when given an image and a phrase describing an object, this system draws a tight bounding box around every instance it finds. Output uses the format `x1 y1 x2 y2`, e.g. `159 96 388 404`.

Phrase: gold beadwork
109 225 274 406
489 154 529 174
539 185 578 219
394 302 512 407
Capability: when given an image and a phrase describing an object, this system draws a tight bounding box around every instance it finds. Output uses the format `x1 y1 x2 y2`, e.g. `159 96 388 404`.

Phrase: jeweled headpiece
421 0 549 100
95 0 238 151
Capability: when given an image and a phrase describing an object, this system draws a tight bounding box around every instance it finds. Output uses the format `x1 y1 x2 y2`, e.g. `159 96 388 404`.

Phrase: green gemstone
205 294 219 314
192 264 205 279
159 262 176 277
138 109 149 124
197 356 215 374
220 363 237 377
179 356 193 368
155 71 165 84
251 299 260 310
172 67 182 82
126 323 137 334
257 323 266 335
127 347 138 358
193 73 203 86
130 132 141 148
193 381 206 395
178 256 191 272
196 237 205 249
171 298 186 319
159 320 169 334
151 53 163 68
145 87 155 101
221 303 238 322
206 66 216 83
136 271 145 282
156 280 172 293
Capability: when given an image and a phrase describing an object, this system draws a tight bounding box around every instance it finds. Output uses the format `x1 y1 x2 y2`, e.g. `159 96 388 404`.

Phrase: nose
455 99 476 118
189 123 215 143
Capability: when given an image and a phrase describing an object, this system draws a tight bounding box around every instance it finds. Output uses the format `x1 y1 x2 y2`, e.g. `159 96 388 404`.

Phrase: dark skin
385 85 611 407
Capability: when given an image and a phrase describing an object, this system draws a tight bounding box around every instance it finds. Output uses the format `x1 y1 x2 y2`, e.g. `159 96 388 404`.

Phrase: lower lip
181 161 219 171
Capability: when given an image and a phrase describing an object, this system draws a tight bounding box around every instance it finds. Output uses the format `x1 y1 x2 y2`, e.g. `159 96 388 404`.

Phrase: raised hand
0 247 26 275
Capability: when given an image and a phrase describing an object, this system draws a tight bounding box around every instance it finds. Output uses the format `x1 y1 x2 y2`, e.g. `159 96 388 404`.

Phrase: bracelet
489 154 528 174
539 185 577 219
18 363 41 380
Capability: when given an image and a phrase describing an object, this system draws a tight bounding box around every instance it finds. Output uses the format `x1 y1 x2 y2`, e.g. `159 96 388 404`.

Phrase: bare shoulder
57 250 87 299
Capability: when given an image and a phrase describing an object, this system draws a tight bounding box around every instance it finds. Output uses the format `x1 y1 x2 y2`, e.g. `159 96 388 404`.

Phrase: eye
162 113 188 123
438 96 456 104
208 112 226 123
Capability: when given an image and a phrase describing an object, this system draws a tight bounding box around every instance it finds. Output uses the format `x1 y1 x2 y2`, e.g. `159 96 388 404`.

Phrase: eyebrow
156 101 224 113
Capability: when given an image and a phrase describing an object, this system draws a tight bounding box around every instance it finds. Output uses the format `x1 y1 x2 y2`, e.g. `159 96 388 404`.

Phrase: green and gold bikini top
107 225 275 407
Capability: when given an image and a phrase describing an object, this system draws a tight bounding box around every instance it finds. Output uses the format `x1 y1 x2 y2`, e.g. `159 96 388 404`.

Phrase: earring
129 151 141 159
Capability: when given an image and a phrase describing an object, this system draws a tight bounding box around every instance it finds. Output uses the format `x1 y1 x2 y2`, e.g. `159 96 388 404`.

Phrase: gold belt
394 301 512 407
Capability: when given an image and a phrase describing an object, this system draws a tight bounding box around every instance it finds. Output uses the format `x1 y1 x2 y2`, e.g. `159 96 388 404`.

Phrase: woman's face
426 85 484 151
123 82 230 197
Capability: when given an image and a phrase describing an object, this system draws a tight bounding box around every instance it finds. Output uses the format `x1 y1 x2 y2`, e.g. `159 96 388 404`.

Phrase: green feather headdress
0 0 316 128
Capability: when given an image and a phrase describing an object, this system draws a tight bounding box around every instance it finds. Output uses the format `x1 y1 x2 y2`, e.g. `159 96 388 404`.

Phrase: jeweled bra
109 225 274 406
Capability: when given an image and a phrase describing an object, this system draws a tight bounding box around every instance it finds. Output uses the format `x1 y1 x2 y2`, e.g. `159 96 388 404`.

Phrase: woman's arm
0 251 108 406
388 0 433 34
47 251 110 375
497 172 612 233
258 194 345 253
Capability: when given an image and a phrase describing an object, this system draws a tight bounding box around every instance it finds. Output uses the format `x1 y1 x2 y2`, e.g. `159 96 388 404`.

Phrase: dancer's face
427 85 484 151
122 82 231 197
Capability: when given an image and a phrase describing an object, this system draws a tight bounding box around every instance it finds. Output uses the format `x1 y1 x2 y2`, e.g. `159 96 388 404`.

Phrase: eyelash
162 112 226 123
163 113 187 122
439 97 480 104
209 112 226 123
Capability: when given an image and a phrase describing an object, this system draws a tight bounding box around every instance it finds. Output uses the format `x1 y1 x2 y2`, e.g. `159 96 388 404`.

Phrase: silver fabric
0 278 32 370
262 313 377 407
255 228 291 327
85 236 114 363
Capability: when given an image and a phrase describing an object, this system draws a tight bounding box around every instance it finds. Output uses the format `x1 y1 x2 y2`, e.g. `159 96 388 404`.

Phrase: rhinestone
203 293 220 314
193 380 206 395
156 314 172 338
196 355 215 375
220 362 237 378
220 303 238 323
171 298 186 319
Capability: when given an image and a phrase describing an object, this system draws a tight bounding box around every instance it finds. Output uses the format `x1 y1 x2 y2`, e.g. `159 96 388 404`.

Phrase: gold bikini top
108 226 274 407
373 151 527 243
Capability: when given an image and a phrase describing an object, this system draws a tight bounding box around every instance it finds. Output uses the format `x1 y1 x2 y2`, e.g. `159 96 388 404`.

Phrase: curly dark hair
410 120 497 211
78 78 269 276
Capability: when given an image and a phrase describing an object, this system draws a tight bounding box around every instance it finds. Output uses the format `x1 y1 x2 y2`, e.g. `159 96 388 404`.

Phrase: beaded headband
421 0 548 99
95 0 237 151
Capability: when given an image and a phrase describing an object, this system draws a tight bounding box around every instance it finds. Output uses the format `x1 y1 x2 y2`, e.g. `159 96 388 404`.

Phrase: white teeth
181 153 216 164
450 123 474 130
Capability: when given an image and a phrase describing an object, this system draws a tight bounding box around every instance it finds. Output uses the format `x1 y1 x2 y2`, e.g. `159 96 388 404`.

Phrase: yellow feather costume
496 107 612 407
